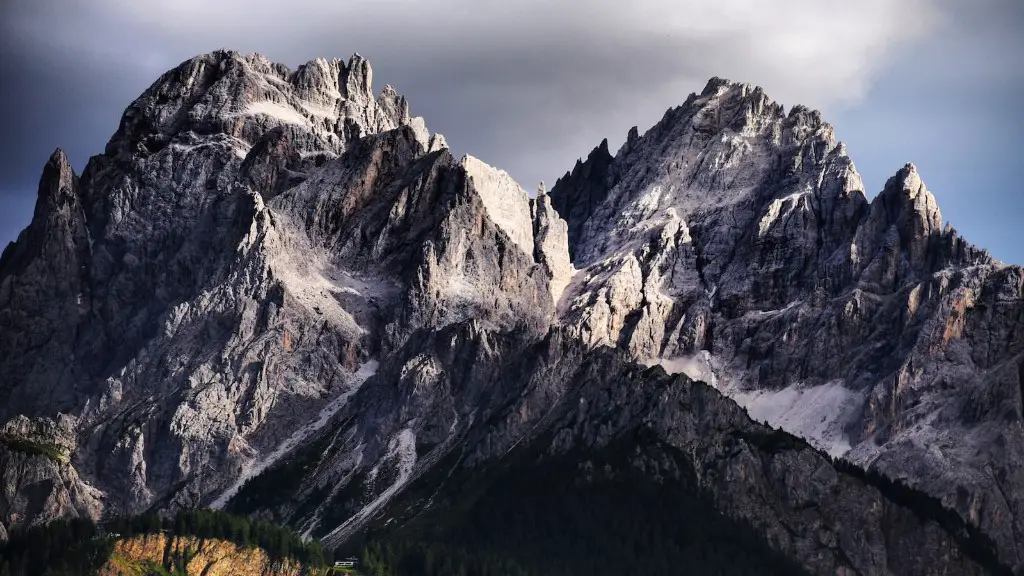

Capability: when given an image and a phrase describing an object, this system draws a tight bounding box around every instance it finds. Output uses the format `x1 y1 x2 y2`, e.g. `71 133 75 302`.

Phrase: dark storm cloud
1 0 1020 263
1 2 163 238
0 41 148 187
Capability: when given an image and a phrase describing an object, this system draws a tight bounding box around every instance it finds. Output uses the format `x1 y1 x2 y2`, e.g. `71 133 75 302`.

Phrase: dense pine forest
338 430 811 576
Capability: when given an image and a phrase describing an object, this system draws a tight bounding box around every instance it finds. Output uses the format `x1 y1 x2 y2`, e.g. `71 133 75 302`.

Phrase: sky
1 0 1021 264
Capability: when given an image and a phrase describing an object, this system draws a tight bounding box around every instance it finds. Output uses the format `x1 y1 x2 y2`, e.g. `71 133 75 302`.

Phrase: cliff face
99 534 304 576
0 416 103 535
0 50 1021 575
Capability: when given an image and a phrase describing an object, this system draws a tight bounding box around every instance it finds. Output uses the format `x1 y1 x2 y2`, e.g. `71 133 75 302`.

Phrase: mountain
0 50 1021 575
549 78 1024 565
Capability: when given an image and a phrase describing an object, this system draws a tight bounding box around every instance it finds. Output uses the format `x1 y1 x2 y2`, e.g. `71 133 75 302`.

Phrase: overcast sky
1 0 1021 264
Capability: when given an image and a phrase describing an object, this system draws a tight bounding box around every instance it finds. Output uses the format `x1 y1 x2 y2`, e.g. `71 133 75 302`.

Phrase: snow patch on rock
731 381 865 458
321 427 417 546
649 353 863 458
243 101 312 127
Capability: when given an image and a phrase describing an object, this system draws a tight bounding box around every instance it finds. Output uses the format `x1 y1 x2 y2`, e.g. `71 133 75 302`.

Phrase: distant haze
1 0 1021 263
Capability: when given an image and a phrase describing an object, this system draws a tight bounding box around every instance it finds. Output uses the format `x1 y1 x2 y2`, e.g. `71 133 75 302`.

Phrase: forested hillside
340 431 810 576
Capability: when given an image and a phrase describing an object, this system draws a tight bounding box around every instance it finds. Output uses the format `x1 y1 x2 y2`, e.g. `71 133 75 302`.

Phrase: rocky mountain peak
103 50 425 168
37 148 79 211
460 154 536 255
342 53 373 99
0 148 86 277
855 161 947 278
549 139 615 258
549 75 1024 568
43 147 73 176
700 77 773 107
550 77 845 272
699 76 733 96
889 162 940 225
0 148 90 419
290 56 343 101
617 125 642 157
685 78 788 138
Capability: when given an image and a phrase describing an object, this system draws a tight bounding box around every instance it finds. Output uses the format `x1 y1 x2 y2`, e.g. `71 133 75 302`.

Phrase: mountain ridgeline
1 50 1022 575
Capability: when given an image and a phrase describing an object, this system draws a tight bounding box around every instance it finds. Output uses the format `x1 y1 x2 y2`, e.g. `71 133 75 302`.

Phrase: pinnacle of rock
701 76 733 96
38 148 77 206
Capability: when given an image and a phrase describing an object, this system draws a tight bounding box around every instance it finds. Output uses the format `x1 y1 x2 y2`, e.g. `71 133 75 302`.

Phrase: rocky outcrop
0 416 103 534
552 79 871 359
100 534 304 576
461 155 536 255
549 138 615 259
0 51 451 523
270 127 558 356
0 150 91 418
531 183 574 303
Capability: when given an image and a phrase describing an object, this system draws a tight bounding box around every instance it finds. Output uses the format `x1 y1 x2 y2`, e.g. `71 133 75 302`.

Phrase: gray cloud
2 0 1021 263
830 0 1024 264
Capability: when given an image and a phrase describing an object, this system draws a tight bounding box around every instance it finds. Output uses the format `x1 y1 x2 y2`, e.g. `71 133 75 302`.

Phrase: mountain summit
1 54 1021 575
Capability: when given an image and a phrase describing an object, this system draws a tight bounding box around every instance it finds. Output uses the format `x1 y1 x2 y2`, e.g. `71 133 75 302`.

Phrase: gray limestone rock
0 49 568 533
0 50 448 524
531 183 574 303
0 416 103 534
0 150 91 418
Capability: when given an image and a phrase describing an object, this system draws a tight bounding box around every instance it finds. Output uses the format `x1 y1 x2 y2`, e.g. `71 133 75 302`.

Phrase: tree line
0 509 328 576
